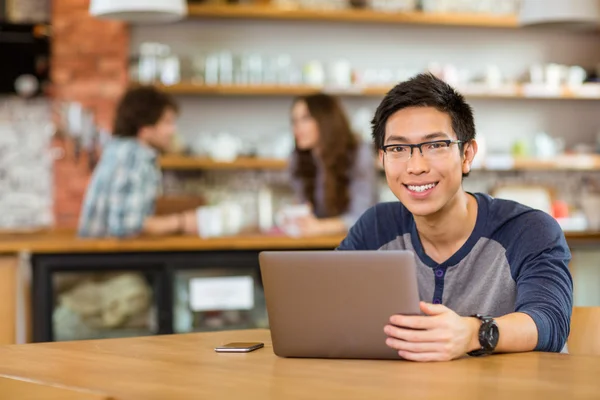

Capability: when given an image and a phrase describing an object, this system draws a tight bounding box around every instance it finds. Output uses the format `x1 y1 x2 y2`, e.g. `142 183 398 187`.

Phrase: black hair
371 73 476 150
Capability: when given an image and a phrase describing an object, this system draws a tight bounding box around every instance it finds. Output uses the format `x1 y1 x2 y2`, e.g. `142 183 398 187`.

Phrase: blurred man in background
78 86 198 237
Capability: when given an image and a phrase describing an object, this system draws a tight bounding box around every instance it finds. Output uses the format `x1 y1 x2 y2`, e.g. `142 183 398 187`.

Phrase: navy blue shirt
338 193 573 353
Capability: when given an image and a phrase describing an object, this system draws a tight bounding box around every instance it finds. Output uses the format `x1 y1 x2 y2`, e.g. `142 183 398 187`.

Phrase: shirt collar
111 137 158 162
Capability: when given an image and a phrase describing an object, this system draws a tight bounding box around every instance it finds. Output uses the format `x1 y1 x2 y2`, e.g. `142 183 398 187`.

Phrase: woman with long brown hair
285 93 377 236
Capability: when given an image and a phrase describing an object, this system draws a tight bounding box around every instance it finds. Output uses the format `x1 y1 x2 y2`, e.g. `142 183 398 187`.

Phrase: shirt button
433 298 442 304
435 269 445 278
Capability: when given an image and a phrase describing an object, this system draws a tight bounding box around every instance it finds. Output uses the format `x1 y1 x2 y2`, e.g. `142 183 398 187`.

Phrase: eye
388 145 408 153
425 142 446 150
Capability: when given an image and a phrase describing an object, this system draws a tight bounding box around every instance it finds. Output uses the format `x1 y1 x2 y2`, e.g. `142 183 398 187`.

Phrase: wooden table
0 330 599 400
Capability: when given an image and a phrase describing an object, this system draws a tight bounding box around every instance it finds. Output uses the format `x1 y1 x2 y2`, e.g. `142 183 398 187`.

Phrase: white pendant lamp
519 0 600 29
90 0 187 23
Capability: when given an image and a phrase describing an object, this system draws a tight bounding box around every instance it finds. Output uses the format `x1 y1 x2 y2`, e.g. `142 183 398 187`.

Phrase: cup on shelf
204 53 220 85
192 55 206 84
206 133 242 162
484 65 503 89
246 53 264 85
137 42 171 84
196 202 244 238
275 204 312 237
218 51 234 85
160 56 181 86
567 66 587 87
303 60 325 86
327 59 353 87
369 0 417 12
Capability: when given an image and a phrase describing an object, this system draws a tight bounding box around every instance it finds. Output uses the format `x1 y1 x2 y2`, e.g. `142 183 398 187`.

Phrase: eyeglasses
381 140 463 162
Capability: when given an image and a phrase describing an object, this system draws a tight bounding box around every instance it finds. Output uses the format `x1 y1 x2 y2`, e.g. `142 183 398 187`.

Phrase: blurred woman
286 93 377 237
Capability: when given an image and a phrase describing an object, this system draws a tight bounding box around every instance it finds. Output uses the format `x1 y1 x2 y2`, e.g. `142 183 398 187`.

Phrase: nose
406 147 429 175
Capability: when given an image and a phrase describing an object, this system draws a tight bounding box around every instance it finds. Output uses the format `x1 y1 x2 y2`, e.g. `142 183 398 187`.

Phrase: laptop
259 250 420 360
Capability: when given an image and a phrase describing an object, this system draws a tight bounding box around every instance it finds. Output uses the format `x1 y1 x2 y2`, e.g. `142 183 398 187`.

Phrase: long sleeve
340 142 378 229
77 138 159 238
505 211 573 352
107 161 155 238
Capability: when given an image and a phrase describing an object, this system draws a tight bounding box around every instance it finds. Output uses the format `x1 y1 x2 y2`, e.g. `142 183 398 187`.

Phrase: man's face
379 106 476 218
139 108 177 153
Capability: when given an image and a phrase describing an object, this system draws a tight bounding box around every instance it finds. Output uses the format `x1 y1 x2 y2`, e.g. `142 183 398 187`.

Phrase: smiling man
338 73 573 362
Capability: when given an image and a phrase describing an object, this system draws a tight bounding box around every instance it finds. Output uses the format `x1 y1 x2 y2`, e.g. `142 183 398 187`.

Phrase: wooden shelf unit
186 3 519 28
159 155 288 170
160 154 600 172
485 155 600 171
154 83 323 96
153 83 600 101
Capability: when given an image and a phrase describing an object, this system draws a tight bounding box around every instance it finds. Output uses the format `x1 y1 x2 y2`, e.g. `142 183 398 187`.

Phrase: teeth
407 183 436 193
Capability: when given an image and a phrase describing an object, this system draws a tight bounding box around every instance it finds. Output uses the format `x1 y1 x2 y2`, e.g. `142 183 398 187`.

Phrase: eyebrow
385 132 450 144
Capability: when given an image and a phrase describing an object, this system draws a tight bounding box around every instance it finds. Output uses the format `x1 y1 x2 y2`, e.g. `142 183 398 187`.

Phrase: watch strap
467 314 498 357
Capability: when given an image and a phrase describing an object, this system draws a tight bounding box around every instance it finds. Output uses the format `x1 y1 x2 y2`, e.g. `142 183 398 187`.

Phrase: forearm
318 217 348 236
466 312 538 354
142 214 182 236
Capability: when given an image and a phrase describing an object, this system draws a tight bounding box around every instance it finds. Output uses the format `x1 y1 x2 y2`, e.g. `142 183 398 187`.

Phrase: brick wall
51 0 129 228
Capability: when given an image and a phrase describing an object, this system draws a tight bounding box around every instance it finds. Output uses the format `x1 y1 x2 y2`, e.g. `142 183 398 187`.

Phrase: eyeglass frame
380 139 465 161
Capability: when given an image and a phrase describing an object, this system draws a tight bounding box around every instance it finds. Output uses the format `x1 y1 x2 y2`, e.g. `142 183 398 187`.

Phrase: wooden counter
0 232 345 255
0 329 599 400
0 230 599 255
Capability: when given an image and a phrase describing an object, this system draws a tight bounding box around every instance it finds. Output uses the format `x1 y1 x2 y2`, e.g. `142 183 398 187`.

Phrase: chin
296 142 312 151
393 192 443 218
406 204 442 218
400 200 437 217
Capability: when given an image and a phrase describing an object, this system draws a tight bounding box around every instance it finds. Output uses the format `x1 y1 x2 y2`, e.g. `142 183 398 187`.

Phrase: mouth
404 182 439 194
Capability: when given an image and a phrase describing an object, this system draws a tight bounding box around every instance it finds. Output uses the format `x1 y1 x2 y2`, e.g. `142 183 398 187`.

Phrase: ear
378 148 385 170
462 140 478 175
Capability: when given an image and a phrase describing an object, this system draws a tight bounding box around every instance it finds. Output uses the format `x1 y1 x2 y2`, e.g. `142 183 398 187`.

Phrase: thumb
420 301 448 316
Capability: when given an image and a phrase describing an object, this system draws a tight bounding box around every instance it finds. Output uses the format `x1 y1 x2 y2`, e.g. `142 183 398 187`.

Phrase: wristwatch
467 314 499 357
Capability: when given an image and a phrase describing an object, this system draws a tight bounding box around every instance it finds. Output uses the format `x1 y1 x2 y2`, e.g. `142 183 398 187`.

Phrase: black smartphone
214 342 264 353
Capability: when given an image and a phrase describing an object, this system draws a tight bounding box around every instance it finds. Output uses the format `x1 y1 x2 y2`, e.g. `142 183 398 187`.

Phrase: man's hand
181 210 199 235
384 301 481 362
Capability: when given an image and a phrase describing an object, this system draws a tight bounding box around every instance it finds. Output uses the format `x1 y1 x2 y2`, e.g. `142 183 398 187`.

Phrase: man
338 73 572 362
78 86 197 237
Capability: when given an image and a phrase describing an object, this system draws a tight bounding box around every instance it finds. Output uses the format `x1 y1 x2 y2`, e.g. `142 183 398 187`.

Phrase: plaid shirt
78 138 162 238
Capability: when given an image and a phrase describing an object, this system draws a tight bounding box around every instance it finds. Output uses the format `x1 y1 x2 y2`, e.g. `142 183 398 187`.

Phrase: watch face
486 323 500 348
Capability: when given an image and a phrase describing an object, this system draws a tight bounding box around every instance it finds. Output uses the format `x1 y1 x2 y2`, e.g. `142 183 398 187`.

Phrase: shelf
160 154 600 172
479 155 600 171
159 155 288 170
186 4 519 28
154 83 324 96
153 83 600 101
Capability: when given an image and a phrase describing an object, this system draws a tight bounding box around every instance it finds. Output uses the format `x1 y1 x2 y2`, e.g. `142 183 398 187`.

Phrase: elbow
527 306 571 353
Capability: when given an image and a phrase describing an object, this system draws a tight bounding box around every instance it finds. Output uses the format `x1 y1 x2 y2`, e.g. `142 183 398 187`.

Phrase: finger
384 325 449 343
420 301 449 316
389 315 438 330
398 350 448 363
385 337 444 353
